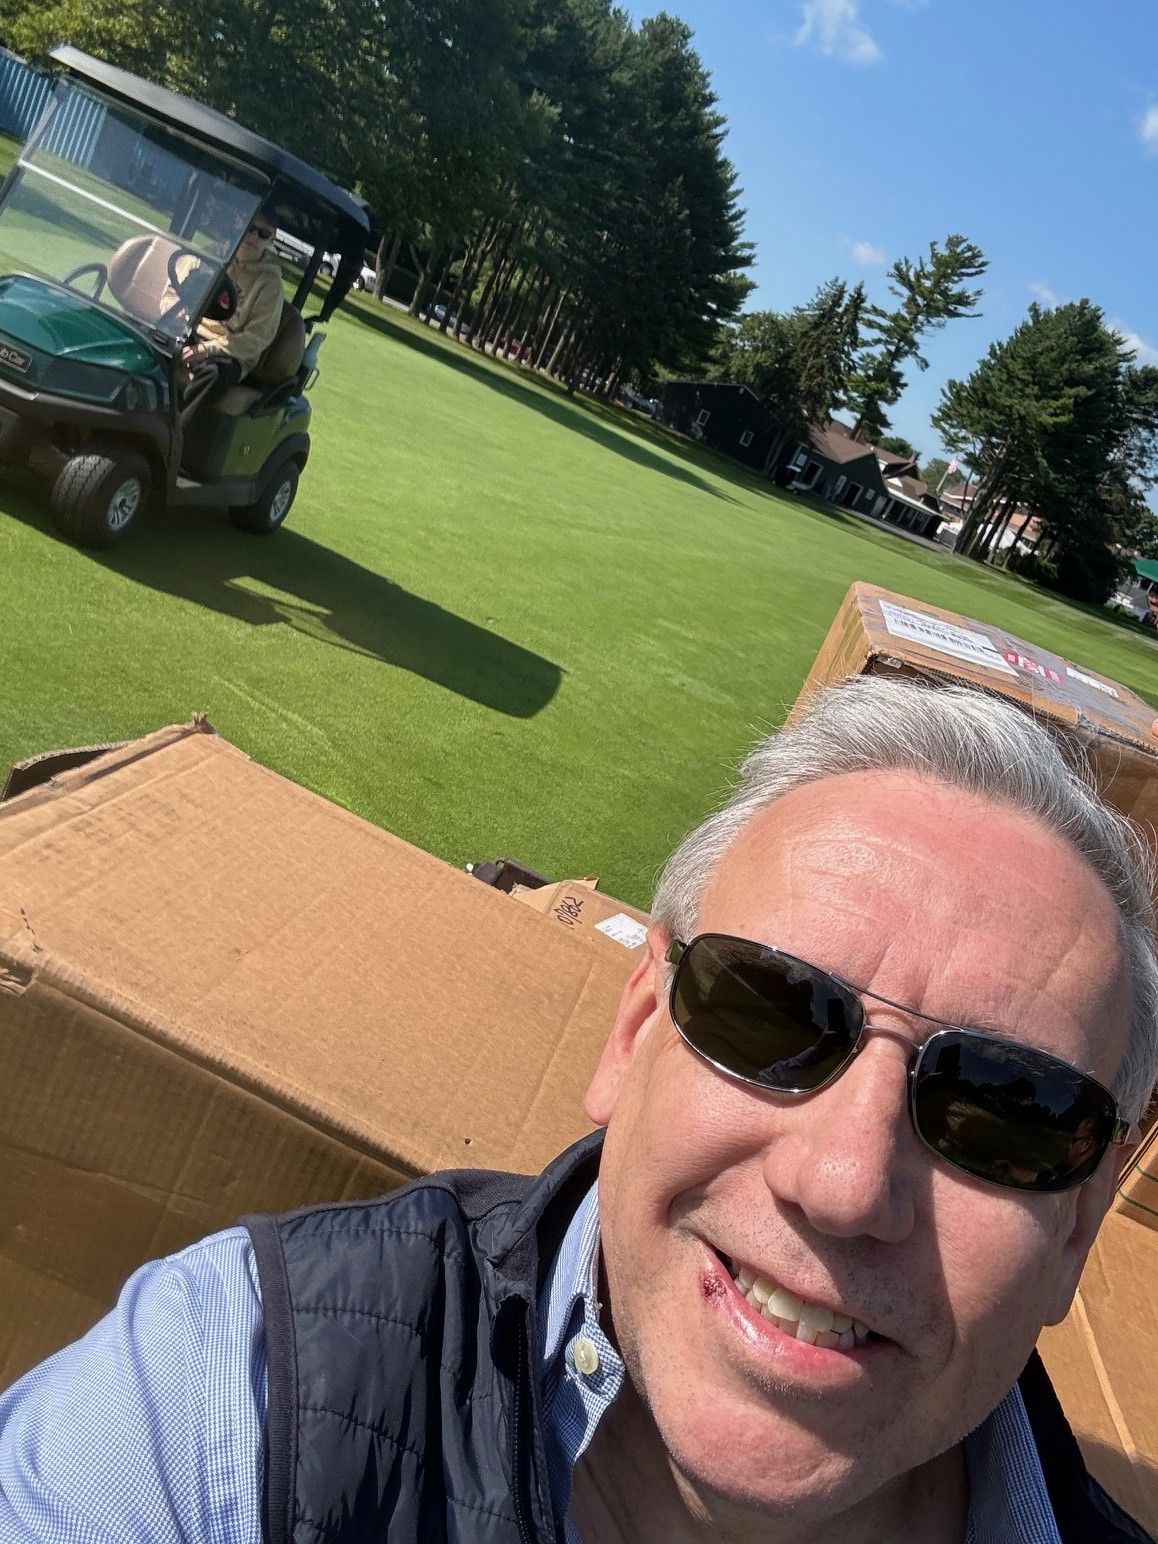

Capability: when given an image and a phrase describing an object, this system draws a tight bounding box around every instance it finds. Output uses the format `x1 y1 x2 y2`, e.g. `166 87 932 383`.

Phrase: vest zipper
511 1317 536 1544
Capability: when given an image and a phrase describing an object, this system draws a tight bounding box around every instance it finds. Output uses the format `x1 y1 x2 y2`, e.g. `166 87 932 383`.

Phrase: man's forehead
694 769 1130 1073
705 770 1083 904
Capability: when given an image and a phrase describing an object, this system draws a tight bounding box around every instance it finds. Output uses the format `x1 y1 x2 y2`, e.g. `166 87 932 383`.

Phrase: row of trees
6 0 1151 601
709 236 1158 605
710 234 988 453
1 0 754 387
935 301 1158 601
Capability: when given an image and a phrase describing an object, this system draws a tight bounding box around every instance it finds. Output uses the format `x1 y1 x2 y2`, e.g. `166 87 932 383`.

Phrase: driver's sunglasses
250 222 275 241
666 933 1133 1194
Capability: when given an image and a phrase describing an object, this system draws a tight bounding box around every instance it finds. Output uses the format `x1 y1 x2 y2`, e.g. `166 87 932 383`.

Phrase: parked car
618 384 661 417
278 233 376 293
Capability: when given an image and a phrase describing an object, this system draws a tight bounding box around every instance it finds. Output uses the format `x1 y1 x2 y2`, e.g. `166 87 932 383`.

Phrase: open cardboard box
0 721 646 1387
791 581 1158 833
800 583 1158 1533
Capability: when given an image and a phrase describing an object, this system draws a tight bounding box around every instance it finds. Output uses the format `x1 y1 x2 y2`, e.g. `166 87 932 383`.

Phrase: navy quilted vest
244 1132 1150 1544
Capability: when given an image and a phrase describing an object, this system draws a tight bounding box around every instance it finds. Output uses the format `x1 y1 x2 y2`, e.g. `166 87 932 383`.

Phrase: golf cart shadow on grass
2 478 560 718
115 523 561 718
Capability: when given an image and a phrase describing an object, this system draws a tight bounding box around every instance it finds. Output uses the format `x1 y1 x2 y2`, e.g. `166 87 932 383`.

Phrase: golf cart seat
108 233 185 326
215 301 306 417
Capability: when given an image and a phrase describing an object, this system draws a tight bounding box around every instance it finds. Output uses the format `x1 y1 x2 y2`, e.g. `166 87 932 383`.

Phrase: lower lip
702 1249 887 1377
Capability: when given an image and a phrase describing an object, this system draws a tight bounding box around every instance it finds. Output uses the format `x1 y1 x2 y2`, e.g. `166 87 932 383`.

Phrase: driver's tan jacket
196 247 283 377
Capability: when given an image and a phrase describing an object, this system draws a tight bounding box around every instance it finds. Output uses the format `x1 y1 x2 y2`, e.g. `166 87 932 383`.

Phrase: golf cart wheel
50 448 152 549
231 460 299 535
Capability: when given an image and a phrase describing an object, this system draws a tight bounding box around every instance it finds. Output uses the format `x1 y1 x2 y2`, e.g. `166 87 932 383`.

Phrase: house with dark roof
658 381 783 473
657 382 947 540
784 422 945 540
783 421 884 504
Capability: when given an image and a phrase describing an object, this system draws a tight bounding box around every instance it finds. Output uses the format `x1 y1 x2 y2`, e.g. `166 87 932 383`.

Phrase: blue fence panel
41 83 105 167
0 49 53 141
0 50 106 167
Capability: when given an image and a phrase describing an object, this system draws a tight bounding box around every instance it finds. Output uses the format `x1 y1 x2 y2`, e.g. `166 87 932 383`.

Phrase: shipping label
877 601 1017 675
595 913 649 949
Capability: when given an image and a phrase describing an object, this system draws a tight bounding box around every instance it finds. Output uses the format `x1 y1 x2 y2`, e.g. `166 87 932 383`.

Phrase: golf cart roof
50 46 371 289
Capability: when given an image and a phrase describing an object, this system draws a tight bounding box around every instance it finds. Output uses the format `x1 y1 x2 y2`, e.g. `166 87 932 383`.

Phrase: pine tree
845 234 987 442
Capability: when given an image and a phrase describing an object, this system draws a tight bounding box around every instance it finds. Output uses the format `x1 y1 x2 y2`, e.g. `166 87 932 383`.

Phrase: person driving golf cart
173 206 284 417
0 45 371 548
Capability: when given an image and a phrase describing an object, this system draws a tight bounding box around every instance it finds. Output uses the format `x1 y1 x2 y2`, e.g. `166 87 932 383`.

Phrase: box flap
1115 1123 1158 1231
1038 1211 1158 1535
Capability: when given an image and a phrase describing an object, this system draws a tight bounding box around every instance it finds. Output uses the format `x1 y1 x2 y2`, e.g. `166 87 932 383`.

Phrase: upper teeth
733 1265 870 1349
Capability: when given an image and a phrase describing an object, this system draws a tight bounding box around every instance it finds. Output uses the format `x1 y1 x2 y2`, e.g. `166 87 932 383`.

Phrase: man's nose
762 1033 919 1244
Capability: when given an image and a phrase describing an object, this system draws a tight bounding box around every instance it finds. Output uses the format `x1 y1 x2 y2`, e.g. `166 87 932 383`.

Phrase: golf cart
0 46 370 547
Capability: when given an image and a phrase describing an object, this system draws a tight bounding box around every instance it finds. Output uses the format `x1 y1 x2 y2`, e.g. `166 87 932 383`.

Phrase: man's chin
648 1384 903 1526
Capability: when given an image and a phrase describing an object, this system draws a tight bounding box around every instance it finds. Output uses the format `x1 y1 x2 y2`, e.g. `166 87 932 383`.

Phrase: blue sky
622 0 1158 467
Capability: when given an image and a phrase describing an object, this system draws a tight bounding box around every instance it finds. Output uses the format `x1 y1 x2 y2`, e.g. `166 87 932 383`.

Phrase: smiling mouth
718 1251 876 1350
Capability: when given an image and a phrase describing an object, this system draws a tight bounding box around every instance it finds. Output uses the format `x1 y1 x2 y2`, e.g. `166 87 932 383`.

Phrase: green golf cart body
0 45 370 547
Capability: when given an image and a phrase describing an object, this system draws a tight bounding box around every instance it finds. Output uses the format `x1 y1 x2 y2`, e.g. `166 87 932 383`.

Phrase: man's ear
584 927 667 1127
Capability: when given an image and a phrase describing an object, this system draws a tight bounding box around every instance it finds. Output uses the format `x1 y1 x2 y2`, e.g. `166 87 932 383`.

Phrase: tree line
6 0 1154 601
935 302 1158 600
709 239 1158 603
1 0 753 390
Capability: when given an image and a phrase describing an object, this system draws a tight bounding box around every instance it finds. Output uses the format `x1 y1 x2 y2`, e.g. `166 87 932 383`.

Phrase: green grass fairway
1 297 1155 905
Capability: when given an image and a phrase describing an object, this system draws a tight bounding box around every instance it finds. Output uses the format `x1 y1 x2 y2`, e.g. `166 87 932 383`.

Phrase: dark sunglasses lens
672 936 860 1092
913 1032 1116 1191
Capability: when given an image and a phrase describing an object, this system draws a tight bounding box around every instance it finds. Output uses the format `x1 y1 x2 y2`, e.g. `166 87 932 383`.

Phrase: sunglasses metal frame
666 933 1132 1192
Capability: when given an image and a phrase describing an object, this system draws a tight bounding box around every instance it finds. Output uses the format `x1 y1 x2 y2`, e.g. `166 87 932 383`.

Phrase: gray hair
652 677 1158 1124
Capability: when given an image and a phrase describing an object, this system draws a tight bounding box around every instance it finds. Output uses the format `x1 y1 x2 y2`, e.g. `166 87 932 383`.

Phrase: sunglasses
666 933 1132 1194
249 223 274 241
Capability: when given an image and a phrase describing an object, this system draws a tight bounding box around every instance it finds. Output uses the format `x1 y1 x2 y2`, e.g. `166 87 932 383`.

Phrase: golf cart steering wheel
61 261 108 300
162 249 237 329
164 248 203 306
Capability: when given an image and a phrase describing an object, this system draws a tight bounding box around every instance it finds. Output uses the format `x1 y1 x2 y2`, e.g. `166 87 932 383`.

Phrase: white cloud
1113 320 1158 366
795 0 882 65
1140 105 1158 153
850 239 887 265
1029 281 1057 304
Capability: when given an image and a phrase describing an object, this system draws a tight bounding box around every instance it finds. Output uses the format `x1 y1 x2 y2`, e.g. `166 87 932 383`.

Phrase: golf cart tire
231 459 299 535
50 447 152 549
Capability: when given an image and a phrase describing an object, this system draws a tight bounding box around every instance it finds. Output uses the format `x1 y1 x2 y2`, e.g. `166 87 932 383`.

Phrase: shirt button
573 1336 600 1376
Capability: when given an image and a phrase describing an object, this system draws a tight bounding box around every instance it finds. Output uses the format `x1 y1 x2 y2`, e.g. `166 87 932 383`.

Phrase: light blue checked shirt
0 1183 1061 1542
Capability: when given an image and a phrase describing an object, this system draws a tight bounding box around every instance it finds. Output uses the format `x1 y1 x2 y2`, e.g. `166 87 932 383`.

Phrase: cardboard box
791 582 1158 835
511 876 652 953
800 583 1158 1535
1116 1123 1158 1232
0 722 640 1387
4 606 1156 1532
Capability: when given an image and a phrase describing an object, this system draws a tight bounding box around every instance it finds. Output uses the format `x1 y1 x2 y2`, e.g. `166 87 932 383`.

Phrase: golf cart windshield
0 79 268 342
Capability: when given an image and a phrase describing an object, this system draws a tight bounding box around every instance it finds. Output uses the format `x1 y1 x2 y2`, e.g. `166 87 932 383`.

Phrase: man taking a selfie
0 678 1154 1542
